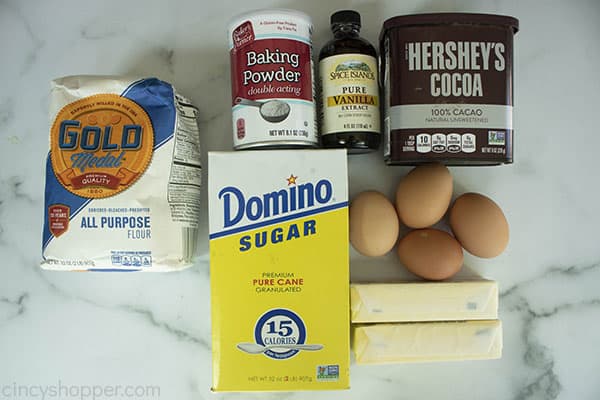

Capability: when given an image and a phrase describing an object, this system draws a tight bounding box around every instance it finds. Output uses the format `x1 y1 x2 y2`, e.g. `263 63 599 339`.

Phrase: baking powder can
228 9 318 149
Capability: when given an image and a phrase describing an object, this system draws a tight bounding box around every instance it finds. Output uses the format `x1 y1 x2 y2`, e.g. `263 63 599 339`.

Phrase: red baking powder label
236 118 246 139
230 38 313 104
228 14 317 148
233 21 255 49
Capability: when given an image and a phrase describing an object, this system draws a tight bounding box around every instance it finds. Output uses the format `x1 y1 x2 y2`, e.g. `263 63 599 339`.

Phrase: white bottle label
319 54 380 135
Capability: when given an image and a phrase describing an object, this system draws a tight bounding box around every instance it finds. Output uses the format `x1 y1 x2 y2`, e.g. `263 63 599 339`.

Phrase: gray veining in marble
0 293 28 325
500 262 600 399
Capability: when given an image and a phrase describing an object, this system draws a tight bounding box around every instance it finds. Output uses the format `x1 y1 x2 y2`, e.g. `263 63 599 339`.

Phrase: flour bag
41 76 202 271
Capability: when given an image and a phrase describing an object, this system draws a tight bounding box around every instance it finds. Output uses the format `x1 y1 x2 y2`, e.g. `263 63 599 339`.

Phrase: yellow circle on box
50 94 154 199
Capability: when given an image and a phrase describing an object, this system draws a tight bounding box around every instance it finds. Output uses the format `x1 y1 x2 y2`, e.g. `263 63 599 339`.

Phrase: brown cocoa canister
380 13 519 165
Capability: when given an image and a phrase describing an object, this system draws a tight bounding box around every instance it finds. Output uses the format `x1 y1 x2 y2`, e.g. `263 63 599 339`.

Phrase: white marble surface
1 0 600 399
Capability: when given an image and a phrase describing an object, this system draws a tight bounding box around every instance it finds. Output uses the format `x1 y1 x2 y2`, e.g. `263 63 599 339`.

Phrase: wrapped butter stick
351 280 498 323
353 320 502 364
41 76 202 272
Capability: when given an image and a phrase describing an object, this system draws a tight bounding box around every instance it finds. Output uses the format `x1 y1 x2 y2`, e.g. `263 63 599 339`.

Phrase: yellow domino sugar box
209 150 349 391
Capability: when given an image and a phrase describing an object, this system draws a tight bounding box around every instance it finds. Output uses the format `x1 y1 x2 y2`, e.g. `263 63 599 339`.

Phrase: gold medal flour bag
41 76 202 271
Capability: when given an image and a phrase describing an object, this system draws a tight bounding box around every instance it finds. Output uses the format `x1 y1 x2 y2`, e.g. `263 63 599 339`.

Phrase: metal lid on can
381 13 519 38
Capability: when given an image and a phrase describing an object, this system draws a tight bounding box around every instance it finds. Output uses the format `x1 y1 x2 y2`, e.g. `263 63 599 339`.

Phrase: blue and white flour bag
42 76 202 271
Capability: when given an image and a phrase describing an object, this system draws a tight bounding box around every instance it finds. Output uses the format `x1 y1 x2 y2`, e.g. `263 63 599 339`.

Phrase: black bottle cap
331 10 361 27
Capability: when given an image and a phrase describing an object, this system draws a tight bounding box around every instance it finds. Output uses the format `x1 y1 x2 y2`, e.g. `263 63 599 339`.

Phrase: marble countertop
2 0 600 399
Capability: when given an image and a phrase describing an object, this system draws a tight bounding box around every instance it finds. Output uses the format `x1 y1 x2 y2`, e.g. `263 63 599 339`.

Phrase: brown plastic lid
381 13 519 37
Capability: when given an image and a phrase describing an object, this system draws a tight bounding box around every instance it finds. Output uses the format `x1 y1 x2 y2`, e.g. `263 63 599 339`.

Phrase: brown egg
350 191 399 257
397 229 463 280
396 164 453 228
449 193 509 258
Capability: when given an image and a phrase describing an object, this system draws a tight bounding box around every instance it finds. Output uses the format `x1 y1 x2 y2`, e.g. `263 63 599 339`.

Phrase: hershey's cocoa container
228 9 318 149
380 13 519 165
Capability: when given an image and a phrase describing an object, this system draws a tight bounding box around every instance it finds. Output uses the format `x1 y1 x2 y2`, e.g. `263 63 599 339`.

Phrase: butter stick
350 280 498 323
353 320 502 364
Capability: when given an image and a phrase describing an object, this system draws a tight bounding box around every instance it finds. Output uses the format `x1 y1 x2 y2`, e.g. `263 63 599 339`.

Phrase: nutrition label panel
168 94 202 228
406 133 477 154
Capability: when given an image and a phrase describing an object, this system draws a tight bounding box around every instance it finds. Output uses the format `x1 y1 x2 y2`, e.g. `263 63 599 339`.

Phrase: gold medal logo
50 94 154 198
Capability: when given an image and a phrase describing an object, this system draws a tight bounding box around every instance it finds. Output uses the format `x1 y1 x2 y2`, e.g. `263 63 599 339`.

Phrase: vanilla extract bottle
319 10 381 153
